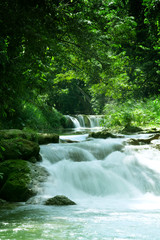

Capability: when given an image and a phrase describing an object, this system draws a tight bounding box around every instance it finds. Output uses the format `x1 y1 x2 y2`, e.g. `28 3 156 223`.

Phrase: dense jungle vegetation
0 0 160 130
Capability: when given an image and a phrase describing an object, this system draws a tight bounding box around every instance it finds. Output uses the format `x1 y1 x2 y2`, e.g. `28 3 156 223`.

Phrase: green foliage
0 0 160 128
21 103 66 131
103 97 160 128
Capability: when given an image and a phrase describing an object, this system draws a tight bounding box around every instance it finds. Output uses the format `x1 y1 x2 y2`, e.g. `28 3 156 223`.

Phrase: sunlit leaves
54 70 78 84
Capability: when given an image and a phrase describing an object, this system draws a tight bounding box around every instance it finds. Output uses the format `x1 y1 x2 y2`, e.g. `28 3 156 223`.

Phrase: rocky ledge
0 129 59 203
0 129 59 145
0 160 48 202
0 138 40 163
125 133 160 146
88 129 123 139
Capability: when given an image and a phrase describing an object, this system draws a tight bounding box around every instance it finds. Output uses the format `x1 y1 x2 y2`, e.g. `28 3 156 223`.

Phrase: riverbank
0 129 59 203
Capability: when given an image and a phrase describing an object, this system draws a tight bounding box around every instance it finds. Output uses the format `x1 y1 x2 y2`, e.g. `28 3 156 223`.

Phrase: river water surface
1 131 160 240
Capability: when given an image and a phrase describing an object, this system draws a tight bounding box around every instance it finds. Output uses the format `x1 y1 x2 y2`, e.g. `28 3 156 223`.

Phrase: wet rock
126 134 160 145
143 128 160 134
65 117 75 128
121 125 143 134
83 115 91 127
0 138 40 162
89 130 123 139
0 160 49 202
0 129 59 144
0 129 37 142
60 139 79 143
45 195 76 206
153 144 160 151
37 133 59 144
126 139 140 145
0 198 7 205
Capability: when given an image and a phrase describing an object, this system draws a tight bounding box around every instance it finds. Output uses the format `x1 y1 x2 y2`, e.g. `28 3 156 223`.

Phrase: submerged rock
0 160 48 202
0 138 40 162
45 195 76 206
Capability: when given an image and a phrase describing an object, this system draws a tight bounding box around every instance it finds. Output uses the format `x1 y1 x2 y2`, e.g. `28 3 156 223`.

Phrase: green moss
37 133 59 144
89 130 120 139
0 160 33 202
45 195 76 206
0 129 59 145
0 129 38 142
0 138 40 161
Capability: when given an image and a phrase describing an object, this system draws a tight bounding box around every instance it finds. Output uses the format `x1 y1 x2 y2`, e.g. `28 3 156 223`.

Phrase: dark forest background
0 0 160 130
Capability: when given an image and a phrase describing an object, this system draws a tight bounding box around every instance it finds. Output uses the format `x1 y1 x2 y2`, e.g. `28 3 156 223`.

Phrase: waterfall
65 115 81 128
76 115 85 127
65 115 103 128
88 115 102 128
39 136 160 202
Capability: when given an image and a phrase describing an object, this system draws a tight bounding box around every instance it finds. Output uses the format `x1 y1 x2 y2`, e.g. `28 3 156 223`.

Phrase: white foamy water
1 134 160 240
39 136 160 203
65 114 104 129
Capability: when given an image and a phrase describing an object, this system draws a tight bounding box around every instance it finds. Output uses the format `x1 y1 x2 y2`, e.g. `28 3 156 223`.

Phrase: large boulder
0 138 40 162
45 195 76 206
0 160 48 202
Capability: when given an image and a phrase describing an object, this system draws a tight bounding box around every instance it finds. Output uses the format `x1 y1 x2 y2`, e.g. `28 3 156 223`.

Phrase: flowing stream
65 115 104 129
1 129 160 239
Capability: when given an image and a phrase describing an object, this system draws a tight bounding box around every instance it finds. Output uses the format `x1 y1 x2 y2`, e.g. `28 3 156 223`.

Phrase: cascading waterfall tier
65 115 104 128
39 136 160 202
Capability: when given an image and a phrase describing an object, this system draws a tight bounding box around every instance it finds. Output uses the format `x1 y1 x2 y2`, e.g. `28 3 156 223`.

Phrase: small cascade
65 114 104 128
65 115 81 128
76 115 85 127
88 115 102 128
39 137 160 202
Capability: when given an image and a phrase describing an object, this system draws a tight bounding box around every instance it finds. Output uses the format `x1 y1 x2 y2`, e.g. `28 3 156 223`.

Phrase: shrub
103 97 160 128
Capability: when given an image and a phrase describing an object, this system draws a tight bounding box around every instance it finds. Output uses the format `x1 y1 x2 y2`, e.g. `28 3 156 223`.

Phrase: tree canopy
0 0 160 129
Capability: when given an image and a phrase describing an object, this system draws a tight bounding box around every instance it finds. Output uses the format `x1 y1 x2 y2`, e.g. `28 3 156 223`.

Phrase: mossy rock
0 160 48 202
0 129 59 144
89 130 122 139
0 198 7 205
45 195 76 206
121 125 143 134
0 129 37 142
0 138 40 162
126 138 140 145
65 117 75 128
37 133 59 144
126 134 160 146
